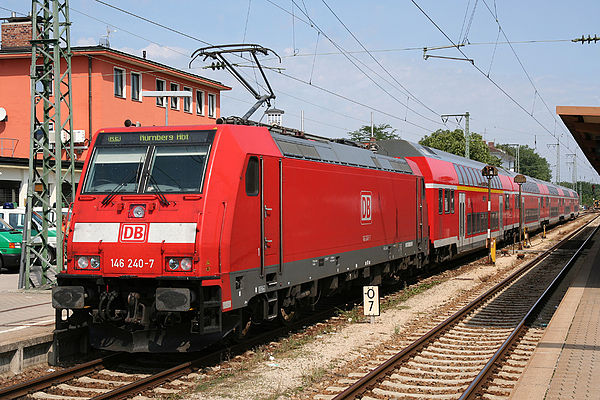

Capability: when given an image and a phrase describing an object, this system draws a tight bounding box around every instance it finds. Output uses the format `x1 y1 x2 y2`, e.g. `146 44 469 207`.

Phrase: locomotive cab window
83 146 147 193
145 145 209 192
245 156 259 196
82 130 214 194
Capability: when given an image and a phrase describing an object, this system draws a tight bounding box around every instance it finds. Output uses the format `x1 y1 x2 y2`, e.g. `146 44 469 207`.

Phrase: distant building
488 142 515 171
0 15 230 206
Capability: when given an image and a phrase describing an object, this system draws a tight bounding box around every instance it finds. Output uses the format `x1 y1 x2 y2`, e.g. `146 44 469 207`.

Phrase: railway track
328 217 598 400
1 218 593 400
0 292 357 400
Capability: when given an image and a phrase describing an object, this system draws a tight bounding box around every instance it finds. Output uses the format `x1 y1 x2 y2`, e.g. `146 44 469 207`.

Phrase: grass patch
382 280 442 311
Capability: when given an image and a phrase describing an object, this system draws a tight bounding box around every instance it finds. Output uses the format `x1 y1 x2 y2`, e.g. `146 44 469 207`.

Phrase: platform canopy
557 106 600 175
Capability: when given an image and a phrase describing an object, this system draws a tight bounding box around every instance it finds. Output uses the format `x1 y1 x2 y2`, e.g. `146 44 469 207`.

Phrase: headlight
180 258 192 271
90 256 101 269
168 258 179 270
77 256 89 269
131 205 145 218
166 257 193 272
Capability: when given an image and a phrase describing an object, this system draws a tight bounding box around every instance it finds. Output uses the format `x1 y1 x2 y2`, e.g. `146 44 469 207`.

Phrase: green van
0 217 22 271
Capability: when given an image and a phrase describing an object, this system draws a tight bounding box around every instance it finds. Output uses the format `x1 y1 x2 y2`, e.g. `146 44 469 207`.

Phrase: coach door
499 195 504 238
260 156 282 277
459 192 466 248
416 178 424 250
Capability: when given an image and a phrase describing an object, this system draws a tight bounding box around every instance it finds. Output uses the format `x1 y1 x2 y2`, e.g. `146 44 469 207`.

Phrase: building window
114 67 125 98
156 79 166 107
131 72 141 101
170 83 179 110
35 65 53 95
183 87 192 113
207 93 216 118
196 90 205 115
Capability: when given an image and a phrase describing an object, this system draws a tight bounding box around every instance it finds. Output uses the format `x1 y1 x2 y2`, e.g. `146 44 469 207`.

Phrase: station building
0 15 230 207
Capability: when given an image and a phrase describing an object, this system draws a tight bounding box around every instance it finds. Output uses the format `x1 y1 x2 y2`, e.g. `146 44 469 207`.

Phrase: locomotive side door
459 192 465 249
260 156 282 277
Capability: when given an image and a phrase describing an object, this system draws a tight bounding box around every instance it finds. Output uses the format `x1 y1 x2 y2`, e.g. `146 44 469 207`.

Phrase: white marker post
363 285 380 324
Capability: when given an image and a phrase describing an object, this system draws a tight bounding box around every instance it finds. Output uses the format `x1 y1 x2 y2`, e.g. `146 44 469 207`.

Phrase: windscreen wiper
100 169 138 206
146 174 170 206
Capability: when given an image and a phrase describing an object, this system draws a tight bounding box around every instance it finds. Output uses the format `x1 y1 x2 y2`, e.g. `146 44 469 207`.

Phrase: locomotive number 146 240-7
110 258 155 269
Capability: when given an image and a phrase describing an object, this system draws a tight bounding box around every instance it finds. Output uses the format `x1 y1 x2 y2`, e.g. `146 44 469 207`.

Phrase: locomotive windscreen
82 129 214 194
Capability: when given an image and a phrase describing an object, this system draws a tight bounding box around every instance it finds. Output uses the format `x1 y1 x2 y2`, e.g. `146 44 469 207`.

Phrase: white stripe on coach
73 222 120 242
147 223 197 243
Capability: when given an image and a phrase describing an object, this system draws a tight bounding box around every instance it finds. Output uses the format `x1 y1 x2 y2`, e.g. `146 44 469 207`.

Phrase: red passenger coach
52 123 429 352
378 140 578 263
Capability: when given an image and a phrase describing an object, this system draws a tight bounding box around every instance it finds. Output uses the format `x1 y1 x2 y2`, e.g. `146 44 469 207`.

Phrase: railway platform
0 272 54 376
510 225 600 399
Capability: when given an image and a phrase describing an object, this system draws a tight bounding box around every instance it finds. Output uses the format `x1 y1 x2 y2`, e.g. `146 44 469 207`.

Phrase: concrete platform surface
0 272 55 375
510 224 600 399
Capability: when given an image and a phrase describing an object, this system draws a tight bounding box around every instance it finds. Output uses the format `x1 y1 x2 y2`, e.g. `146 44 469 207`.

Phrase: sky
2 0 599 183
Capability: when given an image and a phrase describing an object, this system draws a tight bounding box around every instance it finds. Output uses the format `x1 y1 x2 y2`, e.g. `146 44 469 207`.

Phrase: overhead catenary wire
91 0 440 134
410 0 597 178
478 0 595 177
1 4 370 137
265 0 446 126
286 0 445 127
320 0 441 119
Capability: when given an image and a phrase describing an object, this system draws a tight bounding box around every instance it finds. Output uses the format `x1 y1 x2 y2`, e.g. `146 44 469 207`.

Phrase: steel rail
333 216 597 400
1 283 351 400
90 305 345 400
0 353 123 400
459 221 600 399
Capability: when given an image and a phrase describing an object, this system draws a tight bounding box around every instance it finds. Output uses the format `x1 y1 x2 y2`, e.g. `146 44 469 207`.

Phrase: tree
496 144 551 181
418 129 500 165
348 123 399 142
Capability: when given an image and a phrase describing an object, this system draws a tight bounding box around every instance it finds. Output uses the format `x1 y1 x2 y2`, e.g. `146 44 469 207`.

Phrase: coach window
450 190 455 213
245 157 259 196
444 190 450 213
438 189 443 214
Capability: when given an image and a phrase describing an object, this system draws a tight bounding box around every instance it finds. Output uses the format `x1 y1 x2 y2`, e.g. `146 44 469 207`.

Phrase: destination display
96 129 215 146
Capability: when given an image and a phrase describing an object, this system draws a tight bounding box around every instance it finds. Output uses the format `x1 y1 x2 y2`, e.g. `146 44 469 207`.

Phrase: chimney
1 15 33 50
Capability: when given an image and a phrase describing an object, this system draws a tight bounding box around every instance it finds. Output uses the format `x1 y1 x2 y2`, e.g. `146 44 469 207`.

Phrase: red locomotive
52 122 428 352
52 121 577 353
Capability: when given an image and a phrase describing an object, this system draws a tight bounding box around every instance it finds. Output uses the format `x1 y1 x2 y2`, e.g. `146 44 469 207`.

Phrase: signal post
514 174 526 249
482 165 498 263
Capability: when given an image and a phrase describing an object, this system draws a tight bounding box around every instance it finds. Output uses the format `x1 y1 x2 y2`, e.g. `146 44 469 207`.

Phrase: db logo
361 191 372 224
119 224 148 242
